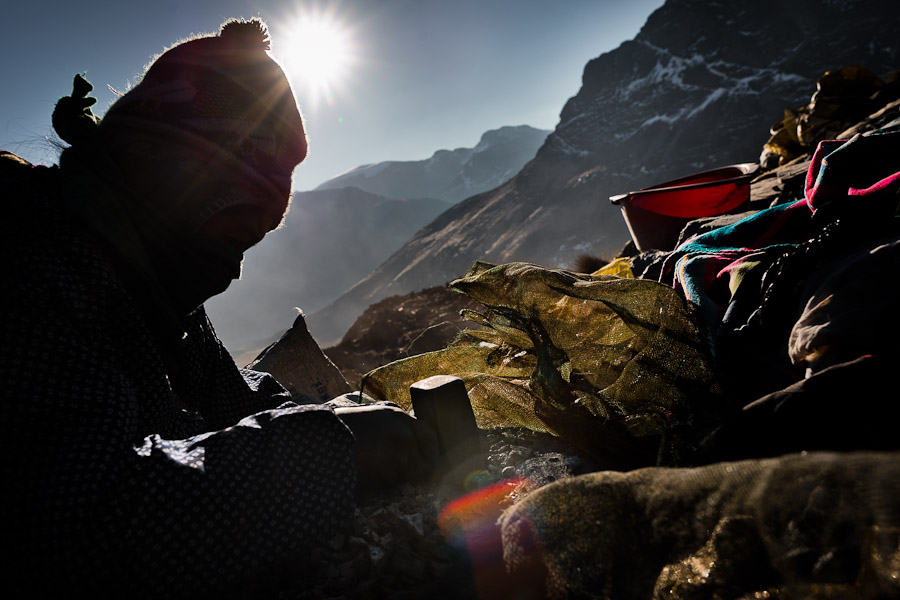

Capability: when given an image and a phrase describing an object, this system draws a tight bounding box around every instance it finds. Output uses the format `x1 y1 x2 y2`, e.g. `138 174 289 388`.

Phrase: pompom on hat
97 18 307 230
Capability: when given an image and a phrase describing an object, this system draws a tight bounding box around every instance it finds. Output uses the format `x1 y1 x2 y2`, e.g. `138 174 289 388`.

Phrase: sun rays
274 8 358 111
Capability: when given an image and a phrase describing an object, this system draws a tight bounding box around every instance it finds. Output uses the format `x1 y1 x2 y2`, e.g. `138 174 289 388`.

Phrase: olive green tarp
362 261 725 468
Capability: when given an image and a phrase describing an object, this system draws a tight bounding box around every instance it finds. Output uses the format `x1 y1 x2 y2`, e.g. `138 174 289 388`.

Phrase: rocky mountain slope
315 125 549 204
205 188 449 358
324 285 485 387
307 0 900 345
207 125 548 358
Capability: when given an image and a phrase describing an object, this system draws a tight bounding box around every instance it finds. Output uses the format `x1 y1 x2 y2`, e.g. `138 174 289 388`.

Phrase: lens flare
437 477 525 541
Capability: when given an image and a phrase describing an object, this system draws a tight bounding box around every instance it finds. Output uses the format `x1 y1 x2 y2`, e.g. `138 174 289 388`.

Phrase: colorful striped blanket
661 130 900 359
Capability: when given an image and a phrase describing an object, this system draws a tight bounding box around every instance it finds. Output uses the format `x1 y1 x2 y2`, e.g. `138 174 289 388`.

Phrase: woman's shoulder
0 150 34 178
0 151 61 216
1 150 58 188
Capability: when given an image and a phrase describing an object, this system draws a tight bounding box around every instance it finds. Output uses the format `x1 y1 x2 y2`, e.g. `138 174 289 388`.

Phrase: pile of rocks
286 427 594 599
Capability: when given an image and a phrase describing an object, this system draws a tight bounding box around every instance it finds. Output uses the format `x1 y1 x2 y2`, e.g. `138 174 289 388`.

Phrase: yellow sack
363 262 723 467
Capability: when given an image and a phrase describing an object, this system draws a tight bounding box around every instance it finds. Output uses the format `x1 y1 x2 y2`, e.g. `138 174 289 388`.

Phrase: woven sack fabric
363 261 723 466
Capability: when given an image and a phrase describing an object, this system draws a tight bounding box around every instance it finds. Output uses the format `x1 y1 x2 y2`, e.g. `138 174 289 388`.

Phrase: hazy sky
1 0 663 191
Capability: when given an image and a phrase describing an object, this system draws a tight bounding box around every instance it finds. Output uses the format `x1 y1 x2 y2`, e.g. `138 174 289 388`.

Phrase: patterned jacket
0 152 356 598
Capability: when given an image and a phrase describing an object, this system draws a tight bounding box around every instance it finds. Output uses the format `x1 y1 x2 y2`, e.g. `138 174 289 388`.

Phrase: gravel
285 427 597 599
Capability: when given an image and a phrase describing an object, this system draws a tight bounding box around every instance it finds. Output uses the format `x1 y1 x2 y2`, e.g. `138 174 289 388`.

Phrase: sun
275 12 355 108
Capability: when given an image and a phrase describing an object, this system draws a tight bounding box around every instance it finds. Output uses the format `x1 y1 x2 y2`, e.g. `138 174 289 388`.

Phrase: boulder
247 312 352 403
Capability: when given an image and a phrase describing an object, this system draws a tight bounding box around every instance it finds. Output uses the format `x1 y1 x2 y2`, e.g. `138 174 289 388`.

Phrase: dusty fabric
661 197 813 355
759 66 897 167
363 261 723 468
804 131 900 211
590 256 635 278
655 131 900 403
1 154 356 598
498 451 900 600
697 355 900 464
788 237 900 375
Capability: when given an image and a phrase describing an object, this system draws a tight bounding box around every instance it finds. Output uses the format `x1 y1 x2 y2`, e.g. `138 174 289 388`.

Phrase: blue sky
1 0 663 191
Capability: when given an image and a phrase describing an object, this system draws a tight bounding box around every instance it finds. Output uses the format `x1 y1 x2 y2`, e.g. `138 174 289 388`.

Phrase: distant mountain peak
314 124 549 203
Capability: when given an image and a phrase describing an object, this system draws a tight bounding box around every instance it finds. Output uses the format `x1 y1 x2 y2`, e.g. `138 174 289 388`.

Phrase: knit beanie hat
53 18 309 321
97 17 307 232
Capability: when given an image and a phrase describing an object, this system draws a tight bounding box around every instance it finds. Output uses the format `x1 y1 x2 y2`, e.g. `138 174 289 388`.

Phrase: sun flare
276 13 355 108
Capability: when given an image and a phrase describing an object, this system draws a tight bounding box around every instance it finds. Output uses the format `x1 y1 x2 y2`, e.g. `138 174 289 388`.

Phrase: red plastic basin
609 163 759 252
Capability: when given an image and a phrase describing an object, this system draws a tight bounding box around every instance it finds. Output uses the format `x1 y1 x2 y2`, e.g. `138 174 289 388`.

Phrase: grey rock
518 453 570 487
245 311 351 403
390 547 429 582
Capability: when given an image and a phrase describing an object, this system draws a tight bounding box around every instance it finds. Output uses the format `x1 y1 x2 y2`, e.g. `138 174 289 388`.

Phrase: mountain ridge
206 187 450 357
315 124 550 203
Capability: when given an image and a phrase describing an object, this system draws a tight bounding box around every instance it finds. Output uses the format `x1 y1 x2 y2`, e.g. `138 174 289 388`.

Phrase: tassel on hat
52 73 102 147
